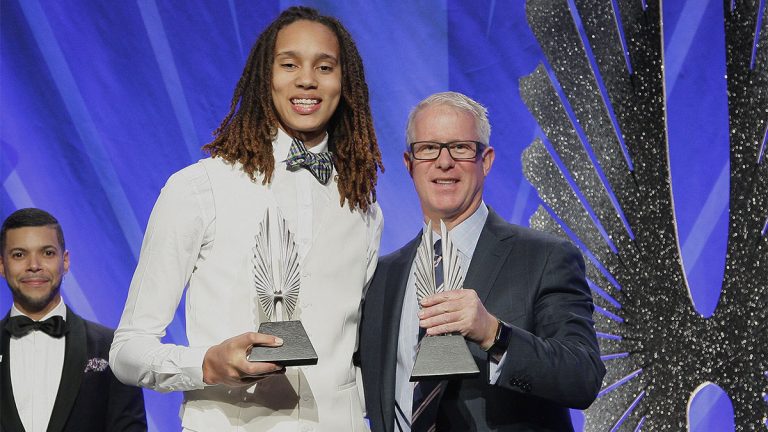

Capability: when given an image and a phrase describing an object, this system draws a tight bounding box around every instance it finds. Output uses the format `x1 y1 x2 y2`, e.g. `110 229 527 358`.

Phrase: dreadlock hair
203 6 383 212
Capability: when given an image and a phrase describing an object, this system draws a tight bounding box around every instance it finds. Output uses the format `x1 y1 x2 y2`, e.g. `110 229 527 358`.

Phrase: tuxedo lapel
47 307 86 432
464 209 516 303
380 232 421 431
0 314 25 432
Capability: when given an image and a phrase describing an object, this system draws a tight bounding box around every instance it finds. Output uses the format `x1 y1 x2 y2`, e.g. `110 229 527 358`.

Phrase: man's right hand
202 332 284 386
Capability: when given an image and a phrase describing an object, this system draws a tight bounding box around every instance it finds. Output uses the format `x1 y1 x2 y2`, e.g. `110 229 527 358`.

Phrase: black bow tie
5 315 68 338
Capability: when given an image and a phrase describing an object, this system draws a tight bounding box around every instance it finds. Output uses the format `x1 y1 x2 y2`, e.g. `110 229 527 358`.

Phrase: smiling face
405 104 495 230
271 20 342 148
0 226 69 320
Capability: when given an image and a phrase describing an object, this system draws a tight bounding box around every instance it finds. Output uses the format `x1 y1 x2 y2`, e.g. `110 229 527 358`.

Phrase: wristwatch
484 318 512 361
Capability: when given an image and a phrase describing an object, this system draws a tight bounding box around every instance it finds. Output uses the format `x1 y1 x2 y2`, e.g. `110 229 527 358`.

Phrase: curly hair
203 6 383 212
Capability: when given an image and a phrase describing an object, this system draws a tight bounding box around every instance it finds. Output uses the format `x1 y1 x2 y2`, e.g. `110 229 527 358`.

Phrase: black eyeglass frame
408 140 487 161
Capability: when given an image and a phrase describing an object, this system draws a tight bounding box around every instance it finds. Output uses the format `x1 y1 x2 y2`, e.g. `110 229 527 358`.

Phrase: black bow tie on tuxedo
5 315 68 338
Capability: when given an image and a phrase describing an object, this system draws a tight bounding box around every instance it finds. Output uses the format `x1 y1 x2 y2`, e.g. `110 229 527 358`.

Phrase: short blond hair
405 91 491 146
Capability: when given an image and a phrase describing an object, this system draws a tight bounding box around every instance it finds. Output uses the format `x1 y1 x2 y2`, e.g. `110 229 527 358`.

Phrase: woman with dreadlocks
111 6 383 431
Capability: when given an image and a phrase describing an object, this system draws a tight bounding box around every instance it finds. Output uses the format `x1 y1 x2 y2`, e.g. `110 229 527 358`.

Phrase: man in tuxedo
0 208 146 432
359 92 605 431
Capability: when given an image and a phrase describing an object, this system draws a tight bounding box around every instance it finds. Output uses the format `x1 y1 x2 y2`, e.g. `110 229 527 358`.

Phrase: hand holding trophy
410 220 480 381
247 208 318 366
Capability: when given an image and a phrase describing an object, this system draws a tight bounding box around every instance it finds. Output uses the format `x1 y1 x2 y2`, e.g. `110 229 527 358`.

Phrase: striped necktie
411 239 446 431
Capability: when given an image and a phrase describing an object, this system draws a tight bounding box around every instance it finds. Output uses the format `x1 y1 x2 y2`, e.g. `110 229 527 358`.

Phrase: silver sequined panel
521 0 767 430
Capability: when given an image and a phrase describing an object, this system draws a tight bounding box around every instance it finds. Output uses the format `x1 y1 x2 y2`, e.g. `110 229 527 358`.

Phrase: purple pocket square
84 357 109 373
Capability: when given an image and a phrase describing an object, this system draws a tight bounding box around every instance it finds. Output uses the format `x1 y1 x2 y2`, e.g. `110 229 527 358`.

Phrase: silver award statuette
410 220 479 381
247 209 318 366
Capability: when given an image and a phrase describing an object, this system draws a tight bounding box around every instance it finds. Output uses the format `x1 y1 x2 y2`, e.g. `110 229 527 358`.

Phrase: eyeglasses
409 141 486 161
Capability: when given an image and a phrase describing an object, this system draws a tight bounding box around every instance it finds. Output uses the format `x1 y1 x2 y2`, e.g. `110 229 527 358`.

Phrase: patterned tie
433 239 444 290
418 239 443 340
5 315 68 338
284 137 334 184
412 239 446 431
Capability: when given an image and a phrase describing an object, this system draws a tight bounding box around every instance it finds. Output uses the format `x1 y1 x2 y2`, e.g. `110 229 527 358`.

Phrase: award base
410 334 480 381
247 320 318 366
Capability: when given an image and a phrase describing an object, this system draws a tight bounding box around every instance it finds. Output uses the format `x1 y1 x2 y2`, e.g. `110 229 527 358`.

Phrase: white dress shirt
394 203 506 430
111 130 341 390
9 298 66 432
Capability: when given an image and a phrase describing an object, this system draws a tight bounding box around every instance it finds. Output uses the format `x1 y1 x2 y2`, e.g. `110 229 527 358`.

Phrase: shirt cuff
181 345 212 389
488 351 508 384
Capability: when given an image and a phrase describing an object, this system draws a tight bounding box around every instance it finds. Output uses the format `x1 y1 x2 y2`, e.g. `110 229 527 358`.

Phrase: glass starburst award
247 209 318 366
410 220 480 381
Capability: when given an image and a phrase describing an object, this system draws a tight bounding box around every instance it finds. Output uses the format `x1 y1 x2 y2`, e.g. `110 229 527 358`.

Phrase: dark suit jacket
0 306 146 432
360 209 605 431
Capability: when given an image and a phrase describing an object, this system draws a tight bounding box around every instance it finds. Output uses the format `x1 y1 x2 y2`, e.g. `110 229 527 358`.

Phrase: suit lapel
464 209 516 304
380 232 421 432
47 307 86 432
0 313 26 432
382 234 421 344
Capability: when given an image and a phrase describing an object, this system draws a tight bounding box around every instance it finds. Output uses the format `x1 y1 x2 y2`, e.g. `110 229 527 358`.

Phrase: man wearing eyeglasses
359 92 605 431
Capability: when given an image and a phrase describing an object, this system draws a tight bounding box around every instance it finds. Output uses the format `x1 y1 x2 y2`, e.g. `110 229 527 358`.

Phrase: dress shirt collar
423 202 489 259
10 297 66 321
274 127 329 159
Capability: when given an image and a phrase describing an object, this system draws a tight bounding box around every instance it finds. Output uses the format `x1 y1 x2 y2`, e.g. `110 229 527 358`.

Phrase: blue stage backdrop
0 1 743 430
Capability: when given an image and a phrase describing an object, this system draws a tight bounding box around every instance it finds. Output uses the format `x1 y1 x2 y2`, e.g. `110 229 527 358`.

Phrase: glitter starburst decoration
520 0 767 430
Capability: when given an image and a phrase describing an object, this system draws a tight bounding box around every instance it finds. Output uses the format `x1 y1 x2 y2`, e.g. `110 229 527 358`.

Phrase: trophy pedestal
247 320 318 366
410 334 480 381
